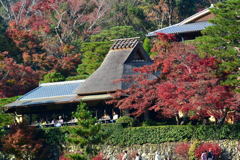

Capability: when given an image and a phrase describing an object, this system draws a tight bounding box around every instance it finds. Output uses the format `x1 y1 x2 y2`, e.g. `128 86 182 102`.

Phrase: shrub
195 143 222 159
174 143 190 159
92 153 104 160
1 124 46 160
116 116 135 127
188 140 201 160
116 153 123 160
59 155 71 160
142 120 157 126
41 124 240 148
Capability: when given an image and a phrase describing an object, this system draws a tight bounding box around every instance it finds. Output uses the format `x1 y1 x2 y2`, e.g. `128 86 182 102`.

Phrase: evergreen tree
67 102 101 160
90 26 141 42
0 97 18 129
41 71 65 83
196 0 240 92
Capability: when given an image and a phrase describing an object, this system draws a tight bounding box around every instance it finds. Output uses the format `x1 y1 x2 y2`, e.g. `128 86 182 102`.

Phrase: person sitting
54 116 64 127
112 112 119 123
99 114 111 123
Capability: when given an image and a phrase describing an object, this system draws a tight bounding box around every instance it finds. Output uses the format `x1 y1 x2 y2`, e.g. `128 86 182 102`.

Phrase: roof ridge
179 6 211 25
40 79 85 86
110 37 140 50
110 37 140 41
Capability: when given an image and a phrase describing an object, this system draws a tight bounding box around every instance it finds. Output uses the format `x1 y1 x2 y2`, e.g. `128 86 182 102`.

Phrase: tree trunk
218 110 228 125
175 114 180 125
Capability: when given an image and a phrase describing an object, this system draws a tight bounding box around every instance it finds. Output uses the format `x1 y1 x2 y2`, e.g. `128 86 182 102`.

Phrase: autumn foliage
92 153 104 160
1 124 45 160
174 143 190 159
0 53 41 97
195 143 222 159
109 33 240 124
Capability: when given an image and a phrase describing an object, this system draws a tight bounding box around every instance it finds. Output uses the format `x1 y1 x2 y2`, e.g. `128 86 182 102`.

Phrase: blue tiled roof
19 80 84 100
147 21 213 36
6 80 85 107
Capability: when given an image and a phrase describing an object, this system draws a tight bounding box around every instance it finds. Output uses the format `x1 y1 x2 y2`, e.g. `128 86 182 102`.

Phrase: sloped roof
5 80 85 108
147 21 213 36
147 5 214 37
75 38 152 95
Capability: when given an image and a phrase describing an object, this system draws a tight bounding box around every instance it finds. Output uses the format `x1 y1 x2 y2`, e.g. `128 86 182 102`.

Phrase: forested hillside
0 0 223 98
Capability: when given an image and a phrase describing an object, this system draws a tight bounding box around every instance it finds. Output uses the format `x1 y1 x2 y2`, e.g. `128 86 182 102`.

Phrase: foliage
100 124 240 146
41 71 65 83
1 124 46 160
195 143 222 159
6 0 109 54
116 116 135 127
142 120 157 126
174 143 190 160
68 41 111 80
92 153 104 160
59 155 71 160
102 0 154 33
0 96 19 129
188 140 201 160
143 37 152 55
90 26 141 42
0 53 41 98
196 0 240 92
0 17 18 58
67 102 102 160
109 33 240 125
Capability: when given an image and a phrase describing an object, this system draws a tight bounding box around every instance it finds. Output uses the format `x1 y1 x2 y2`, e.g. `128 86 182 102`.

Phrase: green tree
90 26 141 42
196 0 240 92
67 42 111 80
67 102 101 160
102 1 154 32
0 96 19 128
41 71 65 83
143 37 152 55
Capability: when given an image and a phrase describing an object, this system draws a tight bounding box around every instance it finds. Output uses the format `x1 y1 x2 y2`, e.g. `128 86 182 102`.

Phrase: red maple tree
0 52 41 98
195 143 222 159
1 124 45 160
109 33 240 124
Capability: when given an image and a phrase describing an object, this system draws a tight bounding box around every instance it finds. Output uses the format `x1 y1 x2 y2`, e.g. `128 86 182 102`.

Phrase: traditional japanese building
147 5 215 41
75 37 152 96
5 37 152 123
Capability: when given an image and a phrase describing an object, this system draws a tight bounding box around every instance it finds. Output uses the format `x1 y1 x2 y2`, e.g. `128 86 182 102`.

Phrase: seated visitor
100 114 111 123
112 112 119 123
54 116 64 127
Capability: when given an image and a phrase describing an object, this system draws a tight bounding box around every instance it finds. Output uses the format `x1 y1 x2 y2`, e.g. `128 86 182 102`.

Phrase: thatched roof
75 37 152 95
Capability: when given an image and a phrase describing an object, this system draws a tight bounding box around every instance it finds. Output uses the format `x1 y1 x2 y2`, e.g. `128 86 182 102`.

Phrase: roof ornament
110 37 140 50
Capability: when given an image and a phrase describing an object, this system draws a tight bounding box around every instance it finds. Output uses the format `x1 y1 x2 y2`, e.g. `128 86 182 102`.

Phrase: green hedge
101 124 240 146
42 124 240 147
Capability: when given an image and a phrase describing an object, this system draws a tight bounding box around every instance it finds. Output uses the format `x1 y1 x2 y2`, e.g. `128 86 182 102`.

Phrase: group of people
32 116 78 127
121 151 170 160
201 149 214 160
121 150 214 160
99 112 119 123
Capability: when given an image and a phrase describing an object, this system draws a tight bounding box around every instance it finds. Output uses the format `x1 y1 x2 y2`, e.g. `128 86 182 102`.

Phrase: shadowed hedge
43 124 240 147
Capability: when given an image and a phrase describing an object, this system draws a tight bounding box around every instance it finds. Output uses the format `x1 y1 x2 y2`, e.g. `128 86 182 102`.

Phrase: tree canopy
109 34 240 125
196 0 240 92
